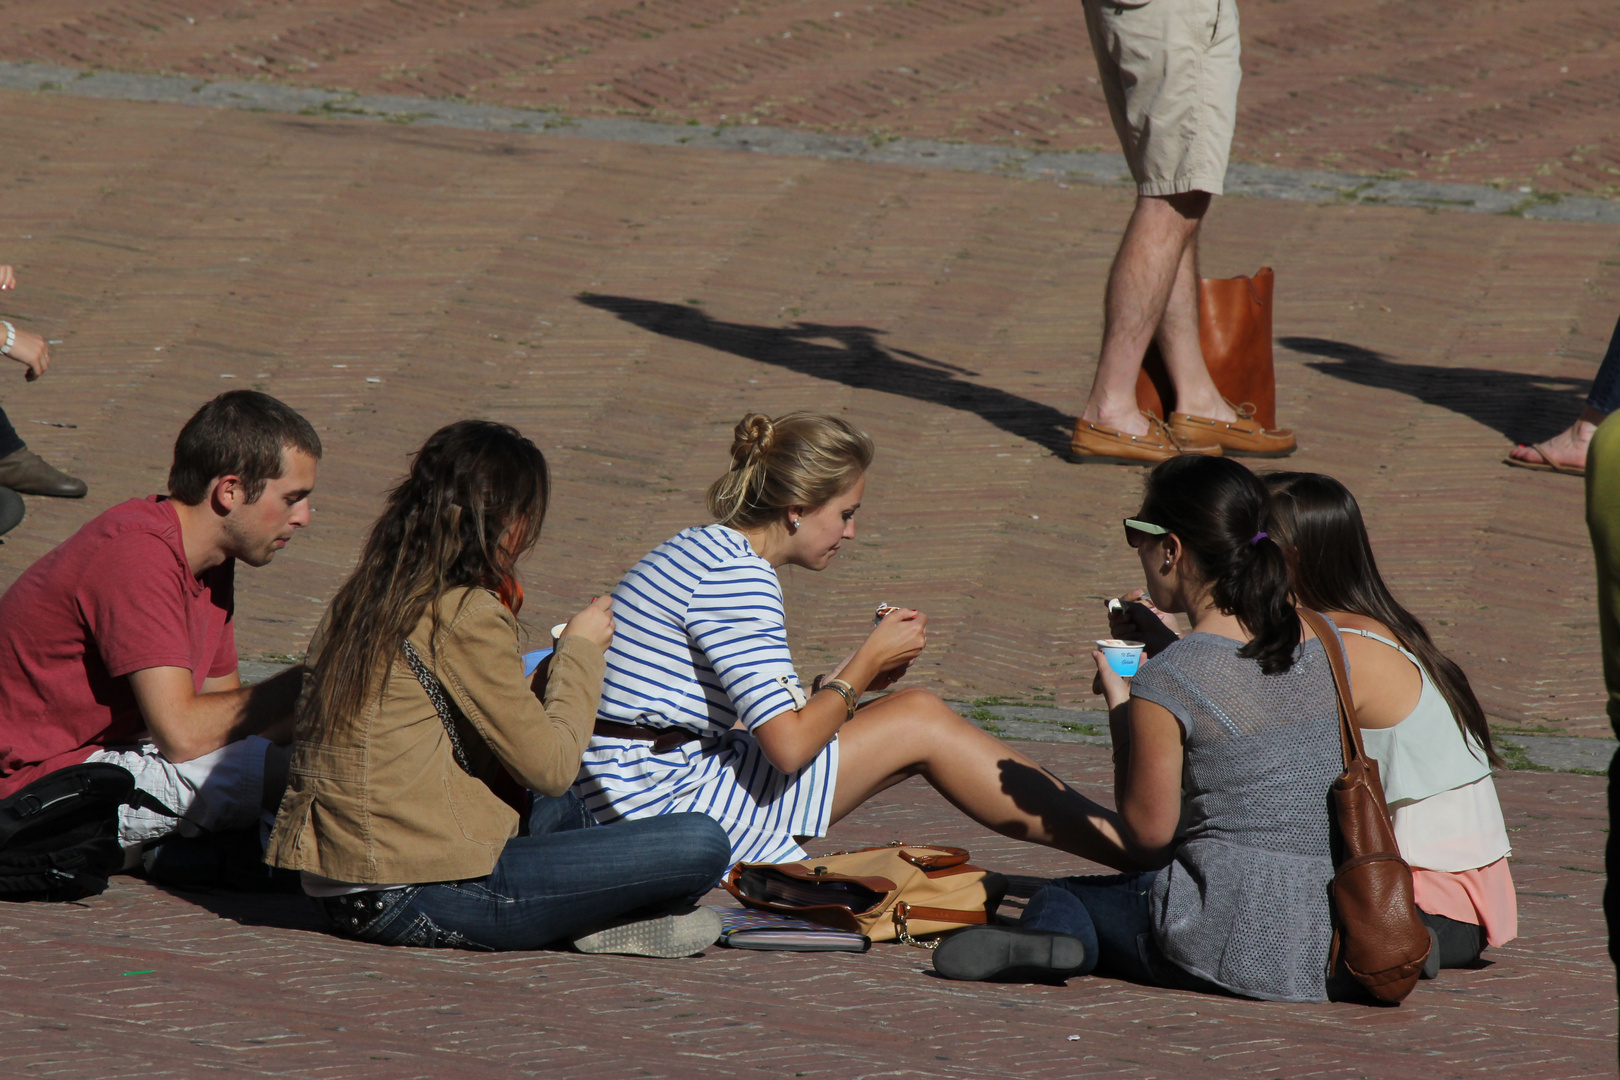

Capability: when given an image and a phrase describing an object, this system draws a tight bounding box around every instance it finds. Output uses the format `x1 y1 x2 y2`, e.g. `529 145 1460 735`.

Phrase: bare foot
1510 416 1602 471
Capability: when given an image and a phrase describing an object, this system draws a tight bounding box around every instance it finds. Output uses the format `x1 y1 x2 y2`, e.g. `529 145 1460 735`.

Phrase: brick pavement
0 73 1615 1078
3 0 1618 197
0 742 1609 1079
0 89 1616 735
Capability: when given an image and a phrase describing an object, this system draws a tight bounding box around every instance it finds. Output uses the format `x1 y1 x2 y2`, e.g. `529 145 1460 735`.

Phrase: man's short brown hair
168 391 322 505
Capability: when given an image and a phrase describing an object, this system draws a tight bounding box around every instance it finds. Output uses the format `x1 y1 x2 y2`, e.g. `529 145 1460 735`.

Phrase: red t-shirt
0 496 236 797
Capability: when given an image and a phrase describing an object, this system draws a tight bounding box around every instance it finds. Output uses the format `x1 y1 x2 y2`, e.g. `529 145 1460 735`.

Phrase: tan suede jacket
266 587 604 884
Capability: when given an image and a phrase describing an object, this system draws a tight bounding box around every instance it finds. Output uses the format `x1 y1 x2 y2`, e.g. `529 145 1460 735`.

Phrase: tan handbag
1300 609 1432 1003
723 843 1007 947
1136 267 1277 430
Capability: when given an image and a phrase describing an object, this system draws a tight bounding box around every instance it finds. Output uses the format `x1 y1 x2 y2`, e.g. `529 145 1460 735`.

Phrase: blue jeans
1021 872 1220 993
1588 314 1620 414
320 793 731 951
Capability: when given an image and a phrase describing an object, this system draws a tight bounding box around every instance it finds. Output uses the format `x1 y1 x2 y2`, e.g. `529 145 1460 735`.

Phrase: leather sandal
1503 443 1584 477
1069 412 1222 465
1168 400 1296 458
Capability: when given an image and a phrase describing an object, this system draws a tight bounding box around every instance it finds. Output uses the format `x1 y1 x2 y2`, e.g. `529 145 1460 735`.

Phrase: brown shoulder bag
1300 608 1431 1003
1136 267 1277 429
722 843 1007 947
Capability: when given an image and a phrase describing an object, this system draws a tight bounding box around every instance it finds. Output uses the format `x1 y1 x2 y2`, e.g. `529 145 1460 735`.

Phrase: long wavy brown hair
1263 472 1501 766
304 420 550 737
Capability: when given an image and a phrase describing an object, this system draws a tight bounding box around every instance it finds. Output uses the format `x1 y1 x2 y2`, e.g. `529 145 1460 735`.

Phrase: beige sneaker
1069 411 1222 465
571 905 721 958
1168 401 1296 458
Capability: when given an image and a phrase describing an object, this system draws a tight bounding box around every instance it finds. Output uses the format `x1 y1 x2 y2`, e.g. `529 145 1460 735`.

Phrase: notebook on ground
708 905 871 953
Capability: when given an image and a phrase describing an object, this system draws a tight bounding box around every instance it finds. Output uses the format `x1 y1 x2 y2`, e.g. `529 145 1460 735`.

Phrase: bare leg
1081 191 1235 434
1510 405 1606 470
1153 229 1233 421
830 689 1133 869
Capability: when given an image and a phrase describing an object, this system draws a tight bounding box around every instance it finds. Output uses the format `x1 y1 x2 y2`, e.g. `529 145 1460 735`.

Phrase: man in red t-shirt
0 390 320 853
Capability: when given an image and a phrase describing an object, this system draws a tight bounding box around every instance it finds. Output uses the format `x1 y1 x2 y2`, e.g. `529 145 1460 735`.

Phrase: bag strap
1297 608 1366 772
401 640 474 776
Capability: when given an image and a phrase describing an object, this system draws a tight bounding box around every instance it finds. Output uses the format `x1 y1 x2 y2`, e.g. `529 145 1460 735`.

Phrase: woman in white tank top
1264 472 1516 973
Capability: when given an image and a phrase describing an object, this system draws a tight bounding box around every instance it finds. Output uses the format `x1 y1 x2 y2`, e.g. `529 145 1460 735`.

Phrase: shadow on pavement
578 294 1076 454
153 882 329 933
1282 336 1589 445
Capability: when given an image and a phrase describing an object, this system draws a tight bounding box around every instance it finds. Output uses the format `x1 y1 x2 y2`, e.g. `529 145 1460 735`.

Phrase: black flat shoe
932 926 1089 983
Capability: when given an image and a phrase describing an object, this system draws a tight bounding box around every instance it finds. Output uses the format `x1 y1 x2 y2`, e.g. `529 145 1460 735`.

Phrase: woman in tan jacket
268 420 730 956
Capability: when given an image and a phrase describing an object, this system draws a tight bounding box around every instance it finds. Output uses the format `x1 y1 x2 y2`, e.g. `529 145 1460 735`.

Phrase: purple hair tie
1250 531 1268 546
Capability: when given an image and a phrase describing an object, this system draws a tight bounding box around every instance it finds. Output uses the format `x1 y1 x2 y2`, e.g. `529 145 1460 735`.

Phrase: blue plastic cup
1097 640 1145 677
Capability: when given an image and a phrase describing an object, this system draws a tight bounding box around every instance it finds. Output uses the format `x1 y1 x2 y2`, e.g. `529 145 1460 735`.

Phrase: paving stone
5 61 1617 226
0 61 1613 1078
0 744 1608 1079
0 90 1615 738
1 0 1615 197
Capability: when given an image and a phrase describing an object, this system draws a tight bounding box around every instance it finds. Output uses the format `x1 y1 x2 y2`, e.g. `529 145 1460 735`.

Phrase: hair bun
731 413 775 464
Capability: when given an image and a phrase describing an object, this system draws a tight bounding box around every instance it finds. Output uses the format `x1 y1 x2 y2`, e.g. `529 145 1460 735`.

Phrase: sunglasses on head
1123 518 1169 548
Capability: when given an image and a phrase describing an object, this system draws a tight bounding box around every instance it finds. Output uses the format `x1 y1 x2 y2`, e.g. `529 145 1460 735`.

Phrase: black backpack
0 763 154 902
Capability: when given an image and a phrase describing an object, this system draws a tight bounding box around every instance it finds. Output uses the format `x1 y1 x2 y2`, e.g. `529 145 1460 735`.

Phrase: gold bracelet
823 678 857 721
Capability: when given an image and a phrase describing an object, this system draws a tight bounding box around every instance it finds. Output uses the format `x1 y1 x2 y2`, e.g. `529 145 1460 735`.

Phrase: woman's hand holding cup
1091 648 1131 710
561 595 615 651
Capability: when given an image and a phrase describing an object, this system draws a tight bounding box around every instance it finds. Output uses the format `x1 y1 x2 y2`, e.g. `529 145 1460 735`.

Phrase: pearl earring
791 518 800 529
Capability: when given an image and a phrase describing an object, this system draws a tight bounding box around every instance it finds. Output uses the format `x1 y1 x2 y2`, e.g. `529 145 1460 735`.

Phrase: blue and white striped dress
574 525 838 866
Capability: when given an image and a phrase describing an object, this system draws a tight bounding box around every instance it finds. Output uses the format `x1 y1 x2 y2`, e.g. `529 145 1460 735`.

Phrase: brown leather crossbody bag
1301 609 1432 1003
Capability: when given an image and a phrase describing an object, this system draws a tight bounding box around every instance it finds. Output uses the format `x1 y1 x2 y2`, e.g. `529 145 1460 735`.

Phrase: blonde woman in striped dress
575 411 1130 868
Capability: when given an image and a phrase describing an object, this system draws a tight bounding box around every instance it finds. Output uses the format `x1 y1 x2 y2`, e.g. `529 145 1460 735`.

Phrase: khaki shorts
1084 0 1242 196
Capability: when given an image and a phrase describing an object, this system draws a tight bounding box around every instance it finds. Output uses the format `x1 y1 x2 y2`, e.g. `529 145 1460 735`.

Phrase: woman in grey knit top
935 455 1345 1002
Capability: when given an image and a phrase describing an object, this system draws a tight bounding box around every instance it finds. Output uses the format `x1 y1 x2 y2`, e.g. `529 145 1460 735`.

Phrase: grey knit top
1129 628 1343 1003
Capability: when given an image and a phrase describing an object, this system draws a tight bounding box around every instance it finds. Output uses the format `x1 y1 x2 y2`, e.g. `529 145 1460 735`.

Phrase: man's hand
129 664 305 762
6 324 50 381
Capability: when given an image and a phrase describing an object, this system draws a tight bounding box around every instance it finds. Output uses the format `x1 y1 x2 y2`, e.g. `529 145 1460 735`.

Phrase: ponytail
1139 455 1301 674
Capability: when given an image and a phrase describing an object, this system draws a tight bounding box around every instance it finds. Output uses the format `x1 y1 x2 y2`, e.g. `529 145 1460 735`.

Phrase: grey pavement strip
946 700 1617 775
239 663 1612 773
1 60 1614 224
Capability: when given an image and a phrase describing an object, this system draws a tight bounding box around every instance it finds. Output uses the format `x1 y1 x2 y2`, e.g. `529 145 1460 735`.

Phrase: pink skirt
1411 858 1517 947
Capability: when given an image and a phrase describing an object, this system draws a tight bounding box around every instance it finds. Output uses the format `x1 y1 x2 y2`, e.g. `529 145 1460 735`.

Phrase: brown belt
593 720 703 754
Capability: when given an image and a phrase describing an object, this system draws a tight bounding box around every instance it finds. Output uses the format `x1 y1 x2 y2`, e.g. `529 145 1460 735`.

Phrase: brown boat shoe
1168 400 1296 458
1069 412 1223 465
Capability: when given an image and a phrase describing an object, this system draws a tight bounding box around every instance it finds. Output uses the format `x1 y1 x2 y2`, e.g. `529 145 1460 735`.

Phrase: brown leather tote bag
1299 609 1431 1004
723 843 1007 947
1136 267 1276 429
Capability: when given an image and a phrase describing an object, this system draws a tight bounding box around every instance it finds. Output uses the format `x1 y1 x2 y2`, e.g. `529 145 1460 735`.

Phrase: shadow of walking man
1283 336 1590 446
577 294 1076 455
